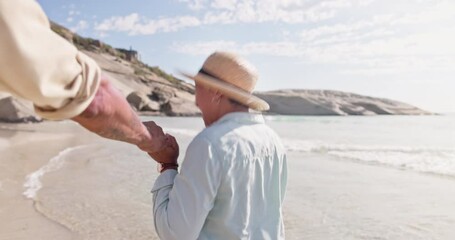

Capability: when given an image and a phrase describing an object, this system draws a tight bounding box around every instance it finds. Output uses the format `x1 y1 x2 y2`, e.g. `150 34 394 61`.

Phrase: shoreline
0 125 84 239
0 110 442 126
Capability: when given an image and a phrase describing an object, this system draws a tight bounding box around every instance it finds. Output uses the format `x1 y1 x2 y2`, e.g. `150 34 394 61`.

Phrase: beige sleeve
0 0 100 120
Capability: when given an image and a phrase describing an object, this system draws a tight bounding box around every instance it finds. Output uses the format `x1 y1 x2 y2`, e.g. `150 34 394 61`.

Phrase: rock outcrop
256 90 430 116
0 97 42 123
126 91 161 112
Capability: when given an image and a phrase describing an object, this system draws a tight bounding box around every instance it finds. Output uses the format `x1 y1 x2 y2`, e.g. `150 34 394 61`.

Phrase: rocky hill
50 22 200 117
256 90 430 116
0 22 430 123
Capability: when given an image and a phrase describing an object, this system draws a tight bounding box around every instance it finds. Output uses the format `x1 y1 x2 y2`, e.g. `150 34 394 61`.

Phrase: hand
139 121 167 153
148 134 179 164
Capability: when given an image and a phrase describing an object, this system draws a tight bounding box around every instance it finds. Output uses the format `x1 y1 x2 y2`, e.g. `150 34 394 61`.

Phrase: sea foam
164 128 199 137
23 145 89 200
283 138 455 177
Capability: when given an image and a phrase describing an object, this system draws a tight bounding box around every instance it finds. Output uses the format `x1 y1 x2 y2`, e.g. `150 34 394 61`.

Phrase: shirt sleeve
0 0 100 120
151 136 222 240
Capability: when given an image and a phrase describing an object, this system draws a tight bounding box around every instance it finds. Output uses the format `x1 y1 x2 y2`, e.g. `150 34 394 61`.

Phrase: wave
141 127 455 178
328 150 455 176
23 145 91 200
283 139 454 153
283 138 455 177
164 128 199 137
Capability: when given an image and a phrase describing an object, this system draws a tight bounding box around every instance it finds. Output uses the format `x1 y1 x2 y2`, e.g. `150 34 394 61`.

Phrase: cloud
178 0 207 10
298 15 395 43
93 0 455 75
171 23 455 75
95 13 140 32
66 9 80 23
68 10 80 16
201 0 366 24
171 41 238 55
95 13 201 35
65 5 82 26
211 0 238 10
71 20 89 33
95 0 374 35
172 40 308 58
291 1 455 75
388 0 455 26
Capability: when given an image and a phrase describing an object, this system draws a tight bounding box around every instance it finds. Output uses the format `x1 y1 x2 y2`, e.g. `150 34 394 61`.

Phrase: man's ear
211 91 222 103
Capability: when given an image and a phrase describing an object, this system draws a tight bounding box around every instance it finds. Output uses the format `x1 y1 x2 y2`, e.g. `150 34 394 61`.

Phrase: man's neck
219 104 248 117
208 104 249 127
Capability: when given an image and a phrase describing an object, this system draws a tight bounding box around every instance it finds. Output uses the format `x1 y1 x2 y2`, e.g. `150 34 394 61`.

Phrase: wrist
138 127 152 146
136 125 154 150
158 162 179 173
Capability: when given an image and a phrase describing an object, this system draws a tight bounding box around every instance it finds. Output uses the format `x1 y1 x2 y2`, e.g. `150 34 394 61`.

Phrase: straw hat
180 51 270 111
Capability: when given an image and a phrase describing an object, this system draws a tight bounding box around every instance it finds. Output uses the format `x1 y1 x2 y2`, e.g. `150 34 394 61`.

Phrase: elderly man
150 52 288 240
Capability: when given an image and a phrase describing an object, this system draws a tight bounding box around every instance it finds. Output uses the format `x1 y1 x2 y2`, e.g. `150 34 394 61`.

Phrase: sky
37 0 455 113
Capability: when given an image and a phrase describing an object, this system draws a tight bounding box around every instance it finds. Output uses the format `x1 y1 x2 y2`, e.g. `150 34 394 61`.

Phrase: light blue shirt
151 112 287 240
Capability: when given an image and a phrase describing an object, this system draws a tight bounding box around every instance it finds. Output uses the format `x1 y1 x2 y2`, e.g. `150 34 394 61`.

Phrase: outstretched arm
0 1 166 154
72 77 166 153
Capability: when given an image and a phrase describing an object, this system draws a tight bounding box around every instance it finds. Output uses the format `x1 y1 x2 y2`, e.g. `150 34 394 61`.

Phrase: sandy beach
1 117 455 240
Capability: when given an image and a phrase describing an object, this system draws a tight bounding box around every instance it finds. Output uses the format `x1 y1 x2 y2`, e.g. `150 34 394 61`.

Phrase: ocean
150 114 455 178
20 115 455 200
266 115 455 178
1 115 455 239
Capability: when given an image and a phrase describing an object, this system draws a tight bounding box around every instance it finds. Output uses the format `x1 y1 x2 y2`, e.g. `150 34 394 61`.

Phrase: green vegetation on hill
146 65 180 85
50 21 184 87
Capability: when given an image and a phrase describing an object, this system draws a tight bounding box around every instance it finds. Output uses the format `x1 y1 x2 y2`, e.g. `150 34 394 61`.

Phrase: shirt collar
212 112 265 126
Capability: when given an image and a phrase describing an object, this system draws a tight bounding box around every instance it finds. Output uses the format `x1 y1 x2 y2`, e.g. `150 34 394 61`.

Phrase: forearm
72 78 153 148
151 151 217 240
152 171 178 240
152 170 193 240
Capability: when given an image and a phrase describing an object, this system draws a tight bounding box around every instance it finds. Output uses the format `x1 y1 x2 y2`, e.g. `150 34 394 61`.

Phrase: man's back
196 112 287 240
151 112 287 240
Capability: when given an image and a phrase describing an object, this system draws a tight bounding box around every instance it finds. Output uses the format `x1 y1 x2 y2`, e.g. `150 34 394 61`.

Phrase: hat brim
179 71 270 111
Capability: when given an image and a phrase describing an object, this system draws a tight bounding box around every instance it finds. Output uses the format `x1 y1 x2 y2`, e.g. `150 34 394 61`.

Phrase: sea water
150 115 455 178
265 115 455 178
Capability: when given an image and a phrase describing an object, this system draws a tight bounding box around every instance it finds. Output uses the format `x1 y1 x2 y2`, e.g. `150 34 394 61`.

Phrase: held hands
73 76 178 168
139 121 167 153
141 121 179 164
152 134 180 173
